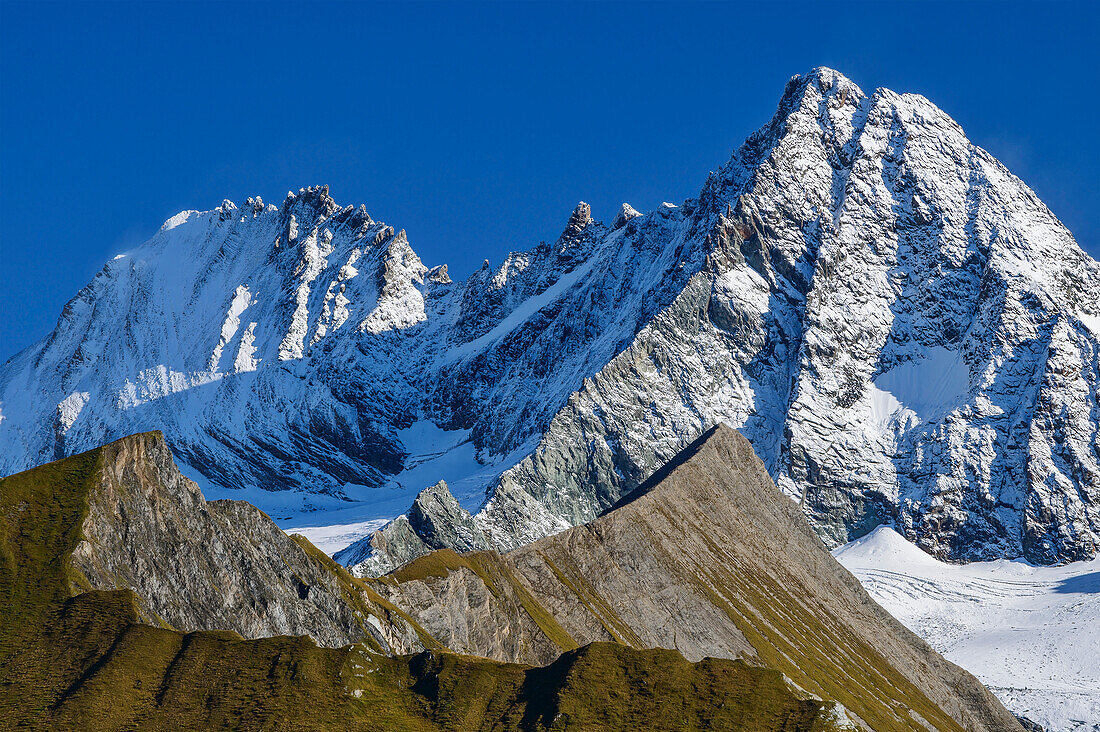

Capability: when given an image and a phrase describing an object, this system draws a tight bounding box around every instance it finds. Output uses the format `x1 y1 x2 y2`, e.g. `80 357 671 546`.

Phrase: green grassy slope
0 438 847 731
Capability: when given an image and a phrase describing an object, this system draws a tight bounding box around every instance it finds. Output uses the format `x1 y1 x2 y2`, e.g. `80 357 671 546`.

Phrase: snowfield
835 527 1100 732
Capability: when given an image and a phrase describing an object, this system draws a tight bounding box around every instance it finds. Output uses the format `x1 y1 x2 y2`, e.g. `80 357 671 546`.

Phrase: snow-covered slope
3 68 1098 569
836 526 1100 732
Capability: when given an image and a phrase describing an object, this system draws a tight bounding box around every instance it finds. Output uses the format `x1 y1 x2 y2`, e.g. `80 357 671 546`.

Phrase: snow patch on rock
868 347 970 427
210 285 253 371
234 322 259 373
57 391 90 434
278 228 330 360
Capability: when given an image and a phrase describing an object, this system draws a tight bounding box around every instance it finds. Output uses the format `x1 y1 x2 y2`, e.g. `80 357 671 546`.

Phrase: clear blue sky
2 1 1097 362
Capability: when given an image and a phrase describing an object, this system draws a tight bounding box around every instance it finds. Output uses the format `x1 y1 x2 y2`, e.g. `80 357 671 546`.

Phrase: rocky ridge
0 438 861 731
22 431 432 651
2 68 1097 566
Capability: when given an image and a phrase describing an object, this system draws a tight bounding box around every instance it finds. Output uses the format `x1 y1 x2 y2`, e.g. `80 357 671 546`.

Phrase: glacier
836 526 1100 732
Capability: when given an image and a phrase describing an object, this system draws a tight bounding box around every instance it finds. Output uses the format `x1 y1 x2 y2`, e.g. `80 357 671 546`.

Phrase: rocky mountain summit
2 68 1098 566
0 428 1022 730
3 431 437 652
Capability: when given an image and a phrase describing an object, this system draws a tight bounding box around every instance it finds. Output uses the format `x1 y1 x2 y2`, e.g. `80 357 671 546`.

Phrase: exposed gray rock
335 480 489 574
1015 715 1046 732
70 432 426 652
407 480 489 550
561 201 593 239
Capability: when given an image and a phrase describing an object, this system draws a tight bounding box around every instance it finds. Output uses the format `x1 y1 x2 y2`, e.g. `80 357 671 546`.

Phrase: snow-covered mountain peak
3 68 1097 571
783 65 867 119
612 203 641 229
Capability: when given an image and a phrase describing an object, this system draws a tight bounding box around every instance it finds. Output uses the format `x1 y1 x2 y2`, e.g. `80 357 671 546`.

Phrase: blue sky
2 1 1097 362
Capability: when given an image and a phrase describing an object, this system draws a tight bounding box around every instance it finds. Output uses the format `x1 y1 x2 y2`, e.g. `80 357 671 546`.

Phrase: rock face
39 432 428 651
365 425 1023 732
3 68 1098 565
338 480 493 574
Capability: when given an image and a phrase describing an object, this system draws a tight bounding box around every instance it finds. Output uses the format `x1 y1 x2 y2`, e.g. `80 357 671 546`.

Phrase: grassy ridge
4 590 841 731
0 440 847 731
0 446 102 659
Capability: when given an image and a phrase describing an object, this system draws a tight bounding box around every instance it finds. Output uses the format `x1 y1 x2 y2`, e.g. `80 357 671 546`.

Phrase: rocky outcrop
3 69 1097 566
62 432 428 651
336 480 491 574
366 425 1024 732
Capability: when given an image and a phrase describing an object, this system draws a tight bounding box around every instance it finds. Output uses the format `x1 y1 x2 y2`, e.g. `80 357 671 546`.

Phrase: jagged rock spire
612 203 641 229
560 202 593 240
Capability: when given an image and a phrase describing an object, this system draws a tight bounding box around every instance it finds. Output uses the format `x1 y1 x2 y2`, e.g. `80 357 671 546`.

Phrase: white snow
160 210 200 232
278 228 328 360
1080 312 1100 337
332 288 352 331
443 256 598 364
57 392 90 434
183 459 398 554
117 365 222 409
491 253 531 289
337 248 362 282
357 236 428 335
260 421 531 555
210 285 252 371
388 421 482 499
234 322 259 373
835 527 1100 732
311 282 338 345
289 517 390 556
867 380 904 426
385 420 532 511
325 249 361 333
868 347 970 426
714 265 771 315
